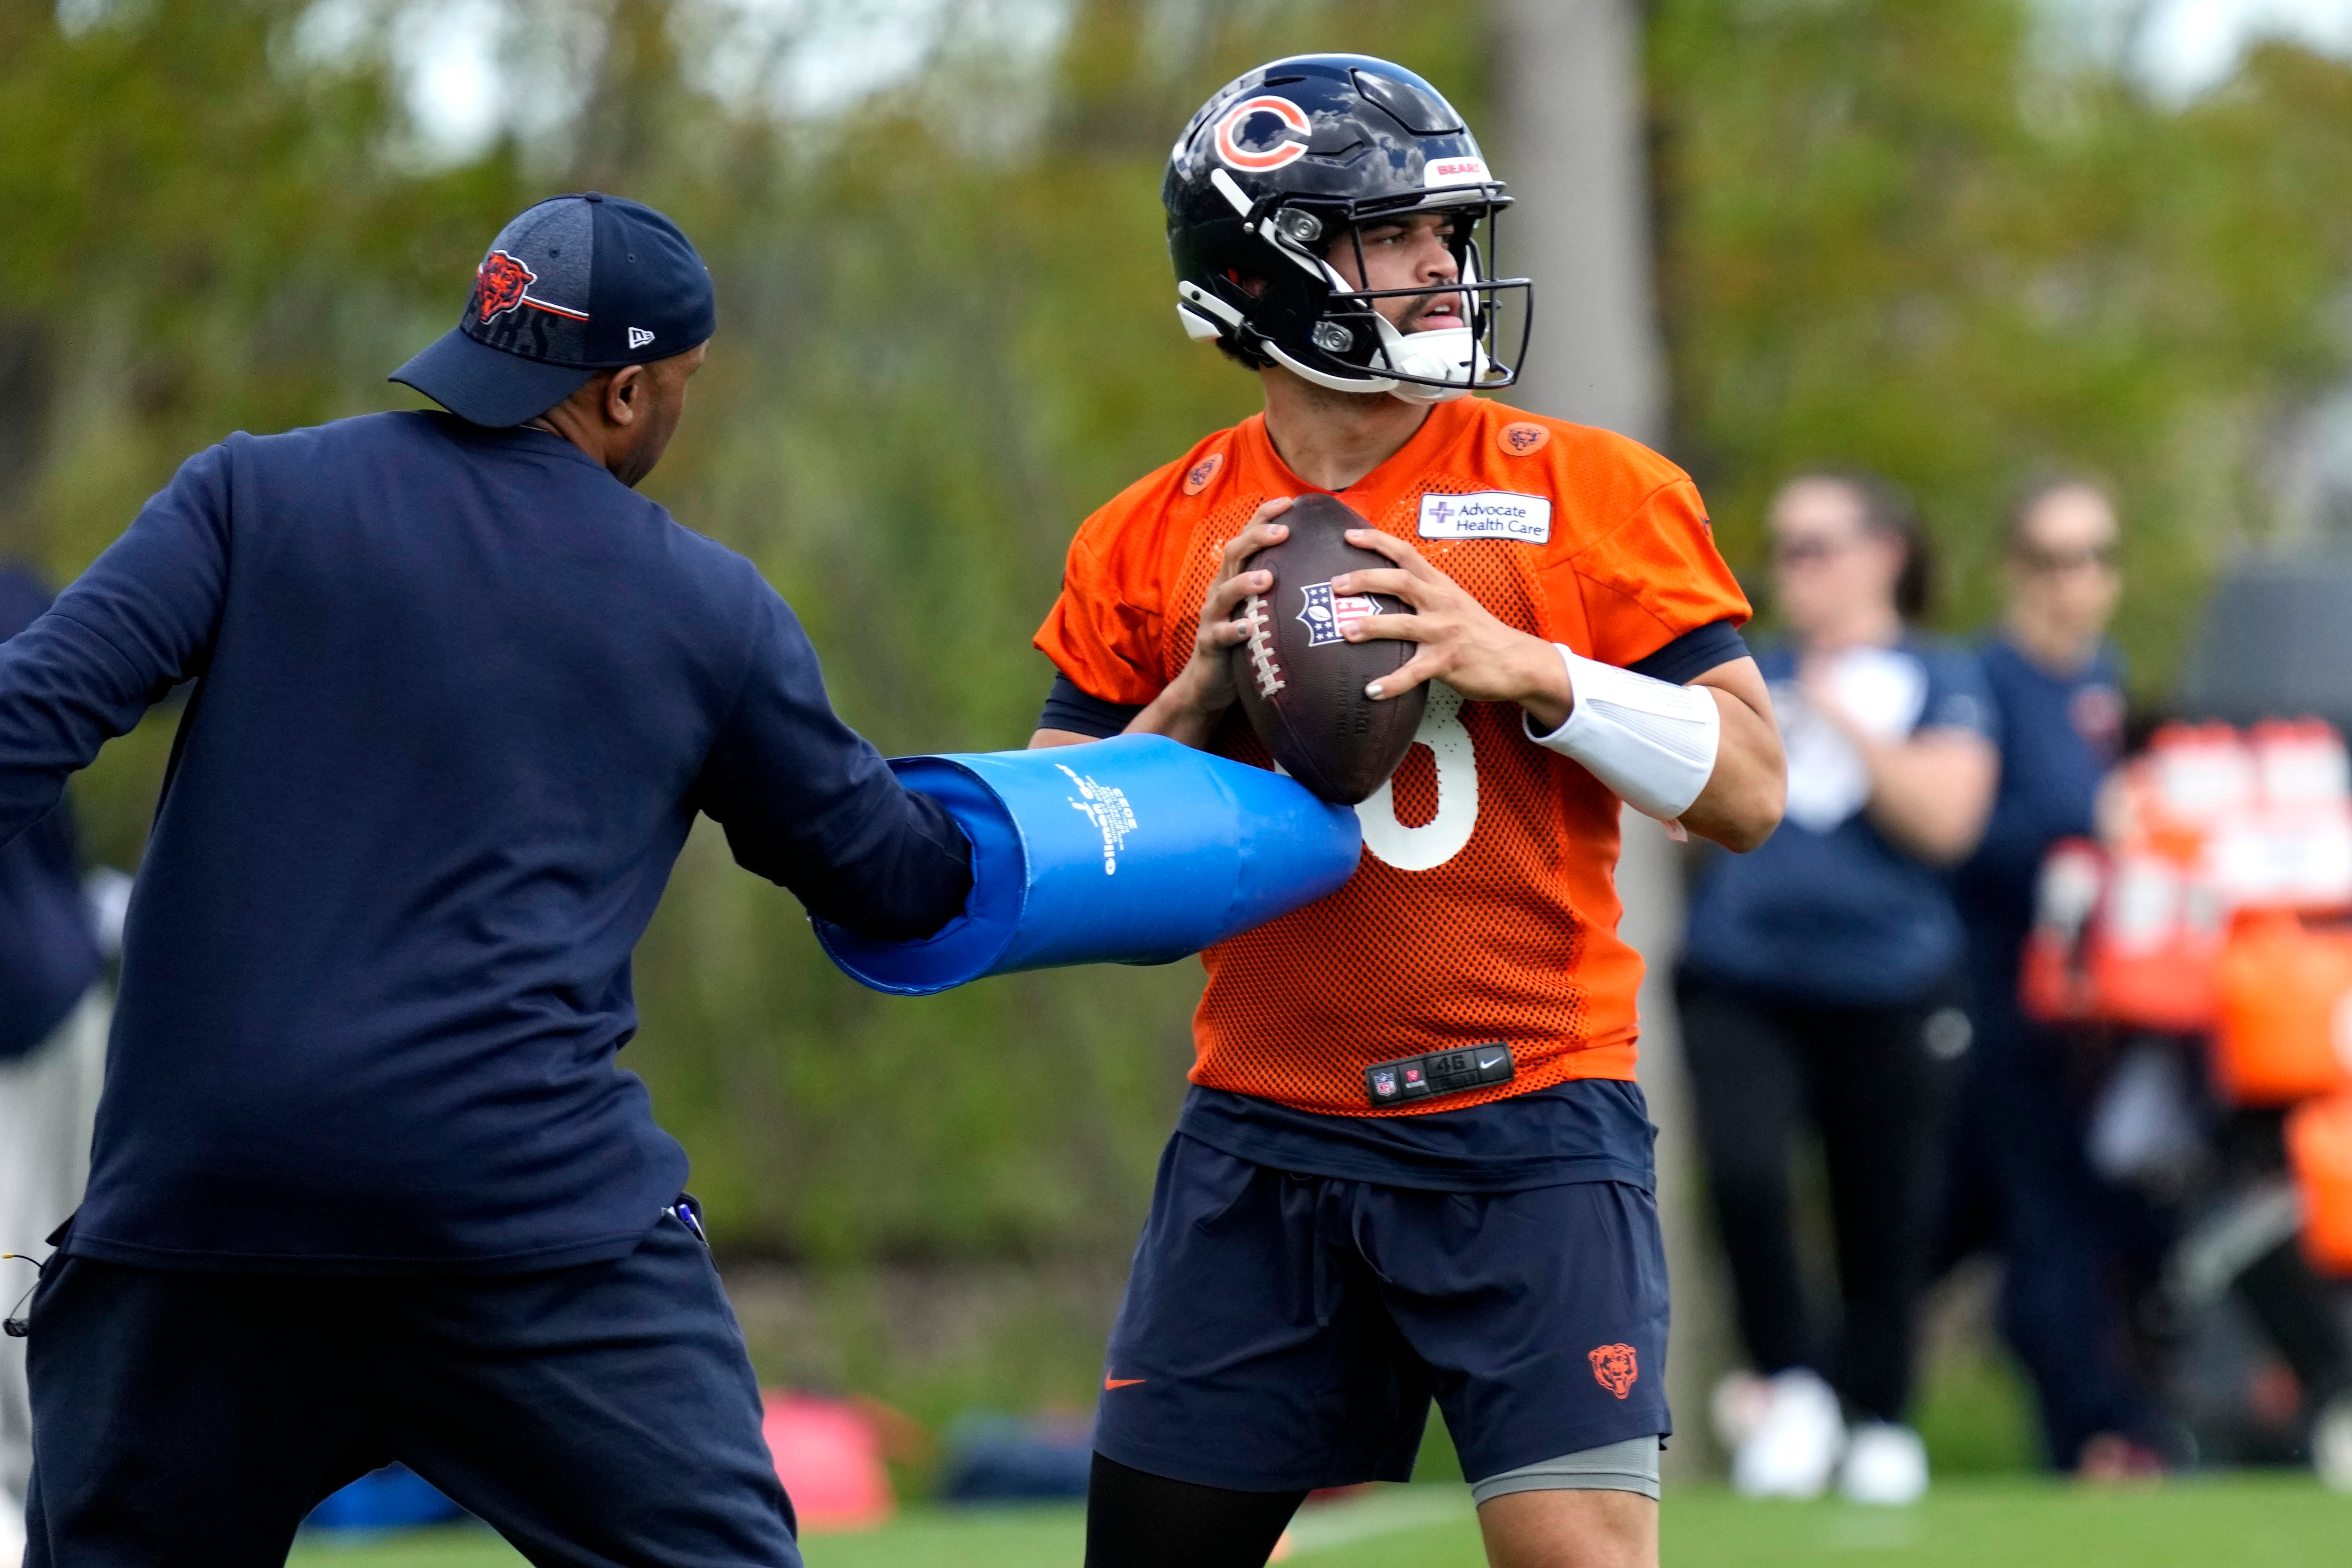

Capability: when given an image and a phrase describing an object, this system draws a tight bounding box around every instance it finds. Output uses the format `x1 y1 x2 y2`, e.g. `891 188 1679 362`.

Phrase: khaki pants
0 990 107 1568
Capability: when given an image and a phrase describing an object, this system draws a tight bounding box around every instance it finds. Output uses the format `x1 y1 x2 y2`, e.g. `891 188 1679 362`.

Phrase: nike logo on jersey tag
1418 491 1551 544
1104 1375 1146 1390
1478 1053 1504 1071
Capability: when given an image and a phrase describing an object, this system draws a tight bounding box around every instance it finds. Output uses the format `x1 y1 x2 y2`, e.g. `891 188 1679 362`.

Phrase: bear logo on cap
475 252 536 324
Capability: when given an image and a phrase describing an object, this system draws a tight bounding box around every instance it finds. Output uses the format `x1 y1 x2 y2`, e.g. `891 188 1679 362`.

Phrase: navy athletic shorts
1093 1133 1672 1493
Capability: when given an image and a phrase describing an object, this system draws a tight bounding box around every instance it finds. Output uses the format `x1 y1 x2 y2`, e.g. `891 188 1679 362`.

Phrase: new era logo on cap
391 191 715 428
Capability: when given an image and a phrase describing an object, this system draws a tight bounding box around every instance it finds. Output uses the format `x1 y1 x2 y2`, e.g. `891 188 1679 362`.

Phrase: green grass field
287 1474 2350 1567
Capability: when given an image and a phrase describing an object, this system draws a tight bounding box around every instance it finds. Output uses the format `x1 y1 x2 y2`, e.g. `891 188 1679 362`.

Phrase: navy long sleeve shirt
0 412 969 1274
0 568 103 1062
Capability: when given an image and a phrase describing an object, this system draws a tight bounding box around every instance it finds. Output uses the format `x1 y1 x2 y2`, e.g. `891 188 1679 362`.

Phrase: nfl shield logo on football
1297 581 1377 648
1371 1069 1398 1100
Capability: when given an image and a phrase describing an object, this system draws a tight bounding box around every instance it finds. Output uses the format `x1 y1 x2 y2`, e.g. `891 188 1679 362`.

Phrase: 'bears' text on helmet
1164 55 1531 404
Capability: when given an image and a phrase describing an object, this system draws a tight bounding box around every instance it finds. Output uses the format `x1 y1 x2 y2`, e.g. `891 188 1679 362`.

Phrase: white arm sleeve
1524 643 1721 822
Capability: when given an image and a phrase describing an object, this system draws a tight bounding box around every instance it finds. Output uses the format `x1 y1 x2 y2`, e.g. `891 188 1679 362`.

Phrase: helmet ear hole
1222 267 1271 300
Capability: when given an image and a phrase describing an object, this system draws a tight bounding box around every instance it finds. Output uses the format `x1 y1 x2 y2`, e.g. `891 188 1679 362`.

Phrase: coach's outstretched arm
694 588 973 942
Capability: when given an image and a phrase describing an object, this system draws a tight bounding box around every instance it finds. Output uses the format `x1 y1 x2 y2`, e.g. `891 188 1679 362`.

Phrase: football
1226 493 1428 805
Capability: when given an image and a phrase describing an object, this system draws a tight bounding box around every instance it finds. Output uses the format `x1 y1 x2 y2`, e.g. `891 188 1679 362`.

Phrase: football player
1031 56 1786 1568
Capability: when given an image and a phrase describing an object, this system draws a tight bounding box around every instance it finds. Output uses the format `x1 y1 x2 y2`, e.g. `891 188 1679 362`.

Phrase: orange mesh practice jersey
1034 397 1750 1116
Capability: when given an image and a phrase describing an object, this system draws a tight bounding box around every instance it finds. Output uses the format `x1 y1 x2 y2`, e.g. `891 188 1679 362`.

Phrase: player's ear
604 365 644 427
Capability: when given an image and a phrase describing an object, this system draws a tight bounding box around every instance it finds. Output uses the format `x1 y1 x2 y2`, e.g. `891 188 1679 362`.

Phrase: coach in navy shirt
6 196 968 1568
1944 477 2164 1475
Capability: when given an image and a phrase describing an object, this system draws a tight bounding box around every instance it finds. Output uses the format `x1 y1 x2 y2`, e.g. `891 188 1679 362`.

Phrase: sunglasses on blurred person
2011 541 2118 576
1772 533 1863 570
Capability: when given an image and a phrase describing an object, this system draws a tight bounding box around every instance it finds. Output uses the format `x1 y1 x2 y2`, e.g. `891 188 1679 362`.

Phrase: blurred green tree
1650 0 2352 677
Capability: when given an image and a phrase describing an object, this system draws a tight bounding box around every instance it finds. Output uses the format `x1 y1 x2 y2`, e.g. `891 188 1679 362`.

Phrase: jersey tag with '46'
1417 491 1551 544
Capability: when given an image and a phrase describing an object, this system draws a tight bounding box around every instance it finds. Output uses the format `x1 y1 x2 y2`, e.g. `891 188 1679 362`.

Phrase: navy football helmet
1163 55 1530 402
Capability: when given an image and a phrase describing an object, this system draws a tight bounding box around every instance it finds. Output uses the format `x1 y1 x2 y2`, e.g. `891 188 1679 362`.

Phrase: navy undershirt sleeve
0 446 231 850
1629 619 1749 685
696 586 971 942
1038 672 1141 739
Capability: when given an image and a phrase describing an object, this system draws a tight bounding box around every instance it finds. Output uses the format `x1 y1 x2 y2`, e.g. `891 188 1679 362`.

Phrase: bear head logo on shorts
1588 1343 1639 1400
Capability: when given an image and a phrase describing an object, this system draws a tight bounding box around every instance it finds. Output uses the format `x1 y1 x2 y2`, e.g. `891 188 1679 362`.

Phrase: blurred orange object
2288 1093 2352 1275
2021 839 2106 1025
2026 719 2352 1102
2213 911 2352 1106
761 1392 895 1533
2089 846 2223 1033
2019 835 2224 1031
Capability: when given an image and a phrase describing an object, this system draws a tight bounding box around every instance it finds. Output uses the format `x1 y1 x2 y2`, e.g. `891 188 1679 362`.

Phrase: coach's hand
1123 498 1296 750
1334 529 1573 732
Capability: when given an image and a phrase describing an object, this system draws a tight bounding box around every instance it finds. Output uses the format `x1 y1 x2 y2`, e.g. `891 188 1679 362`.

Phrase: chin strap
1524 645 1721 824
1375 324 1484 405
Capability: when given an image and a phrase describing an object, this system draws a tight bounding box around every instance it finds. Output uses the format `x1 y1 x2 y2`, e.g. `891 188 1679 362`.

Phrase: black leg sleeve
1084 1452 1307 1568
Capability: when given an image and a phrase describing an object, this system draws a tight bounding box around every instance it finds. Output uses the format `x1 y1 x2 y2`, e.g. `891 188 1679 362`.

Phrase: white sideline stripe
1279 1484 1470 1555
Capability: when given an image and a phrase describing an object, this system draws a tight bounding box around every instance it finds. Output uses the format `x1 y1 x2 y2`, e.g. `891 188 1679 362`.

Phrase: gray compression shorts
1470 1435 1663 1505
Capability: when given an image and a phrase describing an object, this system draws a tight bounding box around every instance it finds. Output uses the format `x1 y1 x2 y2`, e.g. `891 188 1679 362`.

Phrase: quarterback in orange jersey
1033 56 1785 1568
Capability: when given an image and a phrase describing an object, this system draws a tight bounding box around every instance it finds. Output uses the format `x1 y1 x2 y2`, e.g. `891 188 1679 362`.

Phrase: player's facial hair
1285 368 1397 416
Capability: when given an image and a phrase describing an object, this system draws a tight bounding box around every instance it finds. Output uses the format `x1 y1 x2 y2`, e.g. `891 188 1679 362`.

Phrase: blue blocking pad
815 735 1362 995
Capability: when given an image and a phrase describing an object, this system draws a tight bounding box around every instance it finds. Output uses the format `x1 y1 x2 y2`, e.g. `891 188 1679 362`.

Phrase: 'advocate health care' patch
1417 491 1551 544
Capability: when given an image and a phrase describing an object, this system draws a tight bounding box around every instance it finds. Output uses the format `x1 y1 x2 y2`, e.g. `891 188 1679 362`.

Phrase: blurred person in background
1939 477 2171 1478
0 567 109 1568
1681 472 1997 1505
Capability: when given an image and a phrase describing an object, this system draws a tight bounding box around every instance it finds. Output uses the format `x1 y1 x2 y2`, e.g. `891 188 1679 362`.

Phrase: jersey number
1358 683 1478 871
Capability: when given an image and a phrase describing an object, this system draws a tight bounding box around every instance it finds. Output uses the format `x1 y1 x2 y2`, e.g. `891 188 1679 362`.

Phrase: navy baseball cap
390 192 716 428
